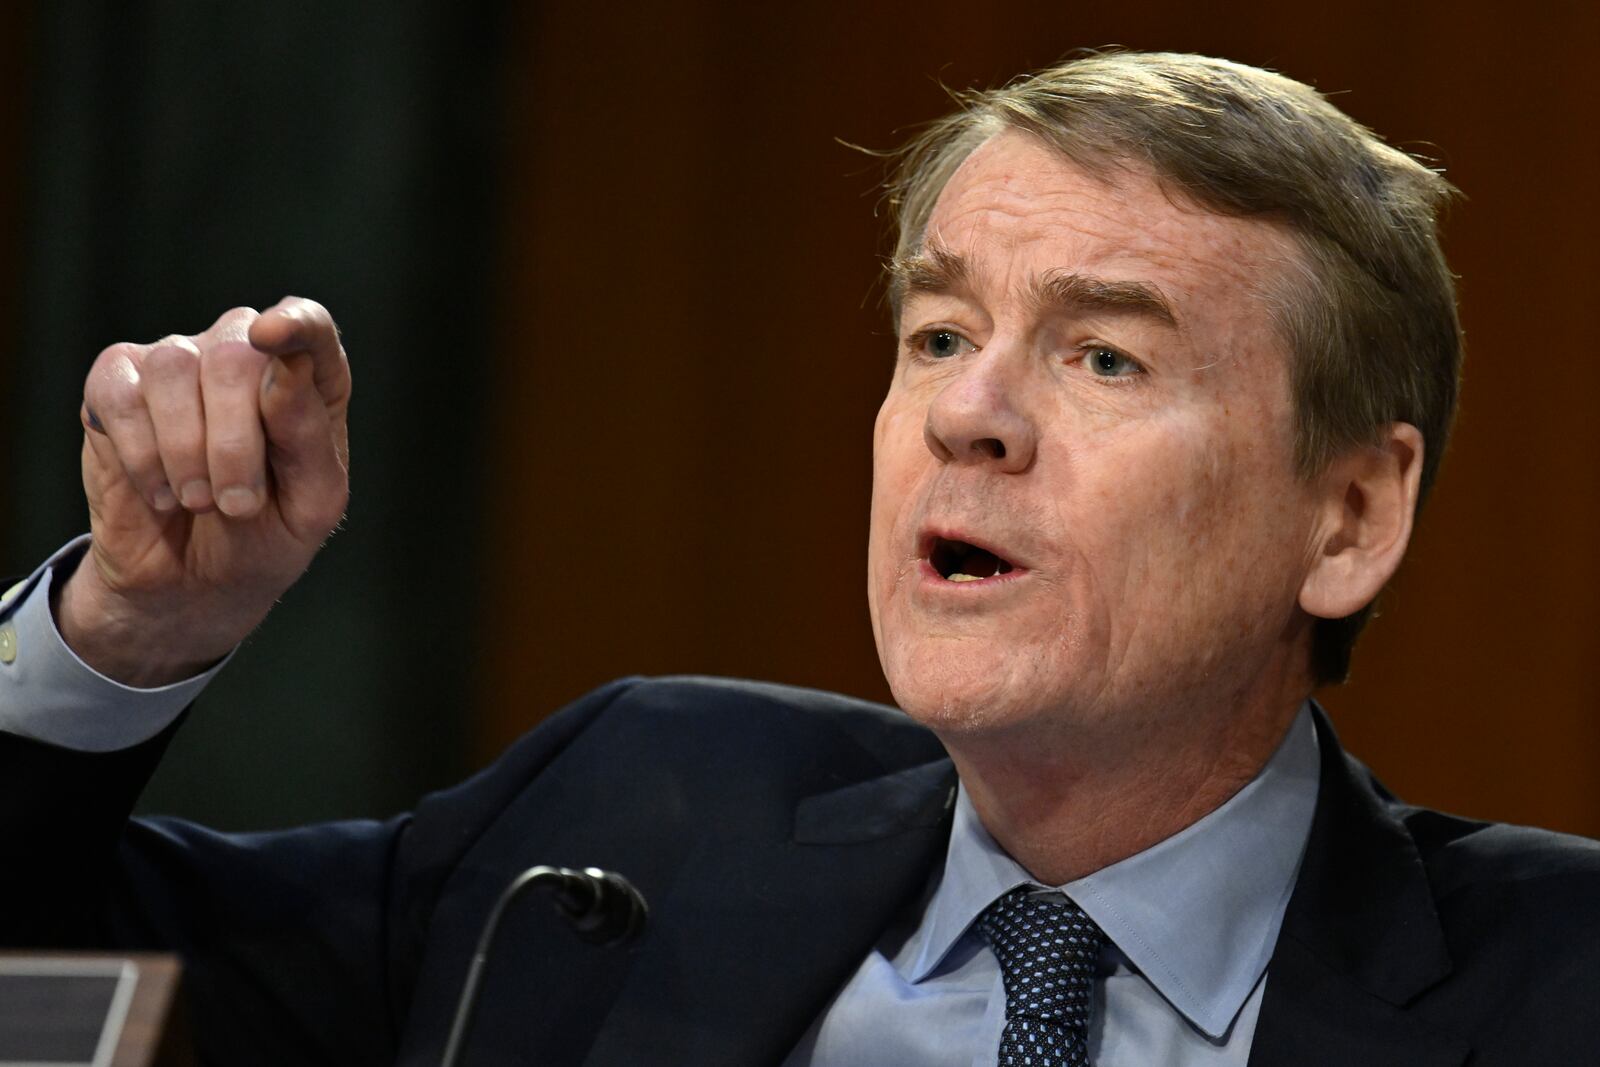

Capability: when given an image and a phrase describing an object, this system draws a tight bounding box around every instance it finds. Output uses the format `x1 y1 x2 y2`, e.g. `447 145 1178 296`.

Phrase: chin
882 638 1069 739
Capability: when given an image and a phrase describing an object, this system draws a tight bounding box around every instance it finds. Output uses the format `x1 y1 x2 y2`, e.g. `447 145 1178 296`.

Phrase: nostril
923 422 956 462
974 438 1006 460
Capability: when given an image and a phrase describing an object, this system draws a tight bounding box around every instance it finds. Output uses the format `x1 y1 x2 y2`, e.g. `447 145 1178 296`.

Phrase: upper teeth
948 573 983 582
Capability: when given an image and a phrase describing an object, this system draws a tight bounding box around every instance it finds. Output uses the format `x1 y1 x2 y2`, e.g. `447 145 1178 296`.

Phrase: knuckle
150 332 196 351
94 339 136 360
143 338 202 378
204 339 269 385
90 341 142 379
203 306 261 345
88 368 144 416
87 344 152 419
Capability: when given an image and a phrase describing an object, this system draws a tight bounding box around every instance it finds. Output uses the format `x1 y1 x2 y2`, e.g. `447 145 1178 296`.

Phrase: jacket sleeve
0 674 642 1067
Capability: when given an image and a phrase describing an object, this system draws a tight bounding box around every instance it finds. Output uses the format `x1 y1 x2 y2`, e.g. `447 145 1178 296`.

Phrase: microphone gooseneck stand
438 865 649 1067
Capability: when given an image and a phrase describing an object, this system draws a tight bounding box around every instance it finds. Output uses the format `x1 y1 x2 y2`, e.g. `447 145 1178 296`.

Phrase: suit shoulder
1386 806 1600 1053
425 676 938 820
609 674 919 727
593 674 945 765
1400 804 1600 932
1403 805 1600 884
399 677 944 927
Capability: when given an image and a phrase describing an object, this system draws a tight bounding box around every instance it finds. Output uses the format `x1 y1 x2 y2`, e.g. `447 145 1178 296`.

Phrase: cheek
1129 423 1307 627
868 401 925 592
1072 413 1286 591
869 401 924 527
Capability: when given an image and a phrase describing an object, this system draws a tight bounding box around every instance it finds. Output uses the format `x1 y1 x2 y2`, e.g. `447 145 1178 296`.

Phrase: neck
946 686 1308 886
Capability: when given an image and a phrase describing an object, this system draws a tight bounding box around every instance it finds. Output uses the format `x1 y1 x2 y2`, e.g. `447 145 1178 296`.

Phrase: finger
199 339 271 518
80 410 118 481
261 351 349 542
84 343 177 513
141 335 214 512
80 407 148 518
193 305 260 346
248 297 351 412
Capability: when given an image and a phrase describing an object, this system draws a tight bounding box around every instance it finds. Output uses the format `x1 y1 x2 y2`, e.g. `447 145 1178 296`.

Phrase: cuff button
0 625 16 664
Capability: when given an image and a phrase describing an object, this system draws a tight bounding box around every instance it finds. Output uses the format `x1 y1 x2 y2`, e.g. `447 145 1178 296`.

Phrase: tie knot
978 887 1103 1027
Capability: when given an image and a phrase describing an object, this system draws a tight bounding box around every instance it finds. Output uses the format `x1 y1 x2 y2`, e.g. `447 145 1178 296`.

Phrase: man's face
868 131 1323 749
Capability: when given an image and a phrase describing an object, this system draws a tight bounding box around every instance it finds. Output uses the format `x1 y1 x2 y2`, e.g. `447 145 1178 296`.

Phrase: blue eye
904 328 975 361
925 330 966 358
1084 345 1141 377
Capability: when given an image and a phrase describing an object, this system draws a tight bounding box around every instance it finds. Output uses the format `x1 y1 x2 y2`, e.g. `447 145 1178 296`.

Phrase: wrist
52 560 230 688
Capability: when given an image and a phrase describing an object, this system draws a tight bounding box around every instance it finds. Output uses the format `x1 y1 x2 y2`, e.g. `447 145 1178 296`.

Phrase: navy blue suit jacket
3 676 1599 1065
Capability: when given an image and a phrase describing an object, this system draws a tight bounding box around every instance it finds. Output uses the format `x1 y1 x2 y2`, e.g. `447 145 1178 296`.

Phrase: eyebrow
889 243 1179 330
888 243 970 302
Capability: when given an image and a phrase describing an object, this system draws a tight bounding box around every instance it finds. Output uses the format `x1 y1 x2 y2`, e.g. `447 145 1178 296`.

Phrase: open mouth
928 536 1016 583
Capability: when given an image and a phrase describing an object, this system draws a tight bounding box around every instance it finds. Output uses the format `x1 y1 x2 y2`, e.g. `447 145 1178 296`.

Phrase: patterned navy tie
977 886 1105 1067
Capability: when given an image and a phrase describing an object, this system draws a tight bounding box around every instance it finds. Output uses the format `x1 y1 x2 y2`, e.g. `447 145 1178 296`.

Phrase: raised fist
56 298 351 687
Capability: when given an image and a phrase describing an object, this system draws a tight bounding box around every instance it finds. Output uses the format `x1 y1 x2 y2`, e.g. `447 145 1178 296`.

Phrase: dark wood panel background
477 2 1600 838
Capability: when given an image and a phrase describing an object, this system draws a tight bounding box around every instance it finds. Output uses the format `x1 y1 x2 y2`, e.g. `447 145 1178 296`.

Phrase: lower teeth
948 573 982 582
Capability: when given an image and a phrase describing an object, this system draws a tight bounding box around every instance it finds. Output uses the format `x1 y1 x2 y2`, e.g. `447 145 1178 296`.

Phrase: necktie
977 886 1105 1066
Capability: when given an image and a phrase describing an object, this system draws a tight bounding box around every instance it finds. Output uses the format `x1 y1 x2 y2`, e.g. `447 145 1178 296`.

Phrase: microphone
439 866 648 1067
540 866 650 947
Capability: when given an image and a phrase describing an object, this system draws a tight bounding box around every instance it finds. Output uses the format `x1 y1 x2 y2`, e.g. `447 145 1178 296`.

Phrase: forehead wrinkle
891 240 1185 342
1029 270 1181 332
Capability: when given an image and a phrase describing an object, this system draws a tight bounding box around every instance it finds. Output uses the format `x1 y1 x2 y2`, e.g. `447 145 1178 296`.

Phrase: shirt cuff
0 535 229 752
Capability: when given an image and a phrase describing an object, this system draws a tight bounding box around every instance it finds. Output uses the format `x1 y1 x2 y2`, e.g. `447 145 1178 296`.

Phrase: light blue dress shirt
5 541 1321 1066
787 705 1320 1066
0 536 221 749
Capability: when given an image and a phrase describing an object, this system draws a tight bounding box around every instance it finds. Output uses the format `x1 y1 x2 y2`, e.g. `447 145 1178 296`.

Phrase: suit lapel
582 758 957 1067
1248 707 1468 1067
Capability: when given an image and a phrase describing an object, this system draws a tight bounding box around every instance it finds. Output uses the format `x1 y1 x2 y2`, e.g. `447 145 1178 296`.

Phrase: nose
923 347 1037 473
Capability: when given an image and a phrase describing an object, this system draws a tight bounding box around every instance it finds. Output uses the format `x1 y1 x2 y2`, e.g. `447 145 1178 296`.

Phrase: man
2 51 1597 1066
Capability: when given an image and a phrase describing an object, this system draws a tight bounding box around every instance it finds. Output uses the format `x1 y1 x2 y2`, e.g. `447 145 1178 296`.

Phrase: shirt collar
896 703 1321 1040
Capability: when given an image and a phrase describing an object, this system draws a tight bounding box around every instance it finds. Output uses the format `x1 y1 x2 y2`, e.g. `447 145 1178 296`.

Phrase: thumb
248 297 351 415
260 352 349 543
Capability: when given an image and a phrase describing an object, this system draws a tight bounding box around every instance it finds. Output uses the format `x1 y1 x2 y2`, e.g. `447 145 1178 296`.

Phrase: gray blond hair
884 51 1462 685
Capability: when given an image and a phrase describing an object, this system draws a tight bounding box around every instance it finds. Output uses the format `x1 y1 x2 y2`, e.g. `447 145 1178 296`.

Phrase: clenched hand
55 298 351 687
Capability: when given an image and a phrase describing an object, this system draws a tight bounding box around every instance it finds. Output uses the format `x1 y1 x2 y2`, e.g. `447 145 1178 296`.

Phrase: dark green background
5 2 508 828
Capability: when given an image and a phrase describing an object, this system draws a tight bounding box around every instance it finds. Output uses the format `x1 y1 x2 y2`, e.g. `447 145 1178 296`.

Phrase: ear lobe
1299 423 1425 620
